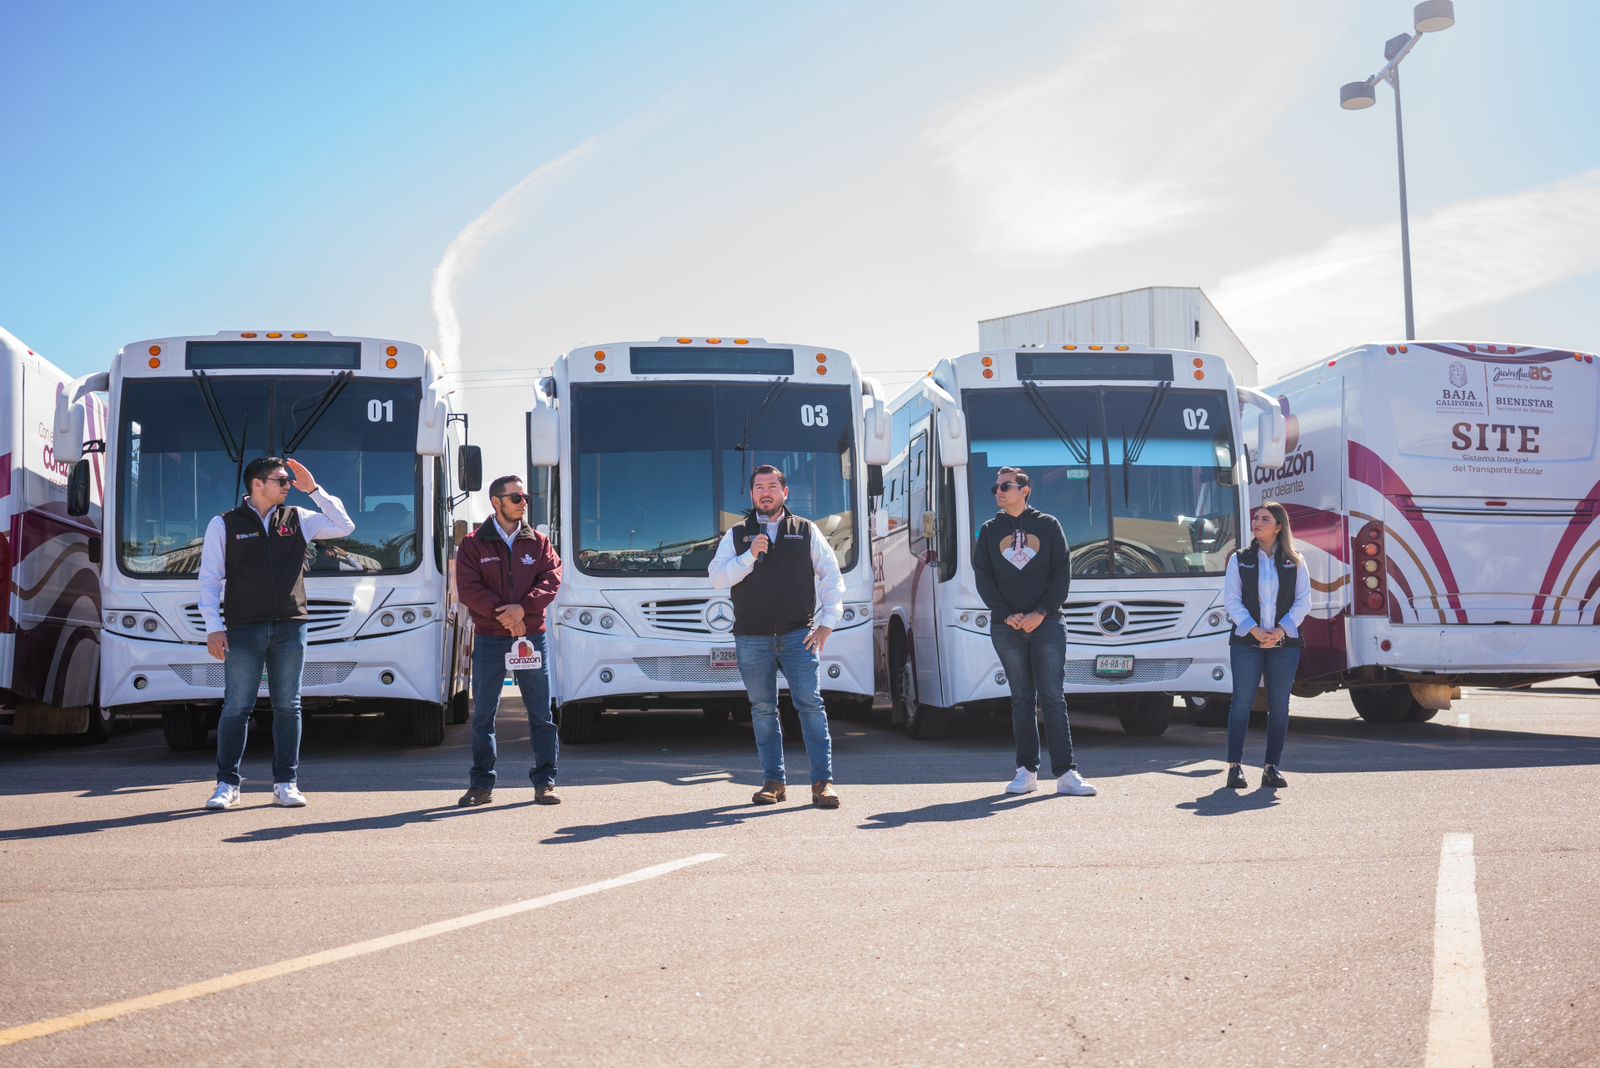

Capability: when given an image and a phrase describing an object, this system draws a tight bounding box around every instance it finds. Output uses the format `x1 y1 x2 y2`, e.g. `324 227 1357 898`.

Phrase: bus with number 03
871 345 1286 738
51 331 485 751
525 337 891 743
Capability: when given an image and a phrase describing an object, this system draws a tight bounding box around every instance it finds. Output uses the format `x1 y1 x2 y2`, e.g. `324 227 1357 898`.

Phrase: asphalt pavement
1 682 1597 1066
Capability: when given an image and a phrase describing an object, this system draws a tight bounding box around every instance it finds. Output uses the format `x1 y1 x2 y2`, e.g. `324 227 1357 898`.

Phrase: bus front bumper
943 625 1232 706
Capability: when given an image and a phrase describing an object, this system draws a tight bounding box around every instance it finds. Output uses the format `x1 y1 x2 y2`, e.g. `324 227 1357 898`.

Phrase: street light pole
1339 0 1456 341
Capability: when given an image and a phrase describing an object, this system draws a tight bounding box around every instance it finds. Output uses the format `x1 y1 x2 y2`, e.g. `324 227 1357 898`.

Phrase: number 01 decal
799 404 830 427
367 399 395 423
1181 407 1210 431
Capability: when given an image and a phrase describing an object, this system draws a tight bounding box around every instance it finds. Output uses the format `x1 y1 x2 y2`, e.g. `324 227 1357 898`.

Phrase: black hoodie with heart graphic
972 507 1072 619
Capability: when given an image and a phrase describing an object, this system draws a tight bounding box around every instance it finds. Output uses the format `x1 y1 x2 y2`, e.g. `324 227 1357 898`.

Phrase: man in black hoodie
972 467 1097 798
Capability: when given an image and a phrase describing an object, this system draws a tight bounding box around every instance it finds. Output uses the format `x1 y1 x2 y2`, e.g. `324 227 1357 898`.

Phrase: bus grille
632 656 769 685
637 598 715 635
168 662 358 689
1064 657 1191 686
1061 600 1188 639
181 599 354 638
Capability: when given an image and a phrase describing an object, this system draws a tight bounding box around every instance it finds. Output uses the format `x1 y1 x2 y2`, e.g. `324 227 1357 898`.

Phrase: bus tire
449 688 470 725
702 705 732 726
162 705 211 752
1183 694 1230 728
835 695 875 722
559 702 601 744
1116 693 1172 736
1349 685 1419 724
405 701 446 747
895 645 951 740
1405 702 1440 722
78 703 114 745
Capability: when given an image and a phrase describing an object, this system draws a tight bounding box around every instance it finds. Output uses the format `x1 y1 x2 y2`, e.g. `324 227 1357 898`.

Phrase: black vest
221 504 310 626
1231 546 1300 647
729 513 817 636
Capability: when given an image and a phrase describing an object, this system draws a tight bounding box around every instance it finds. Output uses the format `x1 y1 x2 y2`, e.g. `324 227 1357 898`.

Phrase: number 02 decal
799 404 830 427
367 399 395 423
1181 407 1210 431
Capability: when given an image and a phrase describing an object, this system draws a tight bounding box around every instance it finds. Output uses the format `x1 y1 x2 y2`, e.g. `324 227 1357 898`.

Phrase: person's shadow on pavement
861 792 1053 830
1175 786 1281 817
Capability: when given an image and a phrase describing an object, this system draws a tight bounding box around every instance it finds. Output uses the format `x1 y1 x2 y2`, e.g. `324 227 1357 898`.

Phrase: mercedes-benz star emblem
1098 604 1127 634
704 600 735 632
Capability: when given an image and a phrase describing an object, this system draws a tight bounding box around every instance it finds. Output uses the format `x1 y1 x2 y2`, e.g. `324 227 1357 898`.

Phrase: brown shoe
534 785 561 805
457 786 493 807
811 782 840 809
751 781 787 805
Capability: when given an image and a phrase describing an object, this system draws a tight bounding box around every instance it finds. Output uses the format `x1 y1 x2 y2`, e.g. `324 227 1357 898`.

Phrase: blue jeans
1227 642 1302 766
990 615 1075 776
216 620 308 786
734 628 833 785
470 632 557 790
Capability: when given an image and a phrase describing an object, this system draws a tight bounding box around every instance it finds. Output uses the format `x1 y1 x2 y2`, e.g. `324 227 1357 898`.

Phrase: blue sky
4 0 1597 399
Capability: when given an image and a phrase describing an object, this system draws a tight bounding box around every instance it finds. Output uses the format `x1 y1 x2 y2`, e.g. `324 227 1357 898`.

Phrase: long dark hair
1252 502 1304 567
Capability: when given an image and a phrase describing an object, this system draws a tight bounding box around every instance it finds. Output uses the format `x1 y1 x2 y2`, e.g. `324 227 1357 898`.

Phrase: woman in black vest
1222 502 1311 789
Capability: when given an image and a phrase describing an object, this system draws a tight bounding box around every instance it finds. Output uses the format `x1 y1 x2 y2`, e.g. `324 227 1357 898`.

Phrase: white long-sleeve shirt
198 489 356 633
708 512 845 630
1224 544 1312 639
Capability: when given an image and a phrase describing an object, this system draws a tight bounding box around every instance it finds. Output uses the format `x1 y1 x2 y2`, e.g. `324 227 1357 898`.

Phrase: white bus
872 345 1285 738
1254 340 1600 720
526 337 891 743
0 328 109 740
53 331 484 750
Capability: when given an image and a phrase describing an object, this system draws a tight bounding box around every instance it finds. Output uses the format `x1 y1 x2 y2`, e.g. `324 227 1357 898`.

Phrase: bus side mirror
873 508 890 539
417 397 448 457
1255 410 1287 470
67 460 91 517
457 445 483 493
53 395 86 464
863 399 891 466
867 464 884 499
87 536 102 564
528 404 559 467
937 410 968 468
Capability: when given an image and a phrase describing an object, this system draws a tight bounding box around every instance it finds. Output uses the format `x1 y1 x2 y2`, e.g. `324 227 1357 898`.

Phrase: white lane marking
1458 712 1471 728
0 852 723 1049
678 771 735 783
1425 834 1493 1068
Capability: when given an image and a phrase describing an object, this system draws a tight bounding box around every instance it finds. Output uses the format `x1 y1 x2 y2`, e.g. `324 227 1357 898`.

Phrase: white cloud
1214 167 1600 374
926 0 1343 259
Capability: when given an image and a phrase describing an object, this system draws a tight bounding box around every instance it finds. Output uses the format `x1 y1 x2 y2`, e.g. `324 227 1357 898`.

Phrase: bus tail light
1353 520 1387 615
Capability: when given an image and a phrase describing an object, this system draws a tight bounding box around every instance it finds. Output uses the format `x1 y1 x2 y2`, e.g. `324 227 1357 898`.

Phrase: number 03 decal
799 404 830 427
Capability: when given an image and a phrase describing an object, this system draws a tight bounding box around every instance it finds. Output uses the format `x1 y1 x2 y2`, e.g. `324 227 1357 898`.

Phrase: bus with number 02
525 337 892 743
51 331 484 751
871 345 1286 739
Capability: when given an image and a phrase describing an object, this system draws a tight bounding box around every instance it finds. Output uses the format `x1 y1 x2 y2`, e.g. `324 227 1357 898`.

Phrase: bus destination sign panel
1015 352 1174 382
629 347 796 376
185 341 363 370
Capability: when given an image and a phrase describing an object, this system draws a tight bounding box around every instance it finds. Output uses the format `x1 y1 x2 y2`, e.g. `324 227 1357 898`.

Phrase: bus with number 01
525 337 891 743
52 331 484 751
871 345 1286 738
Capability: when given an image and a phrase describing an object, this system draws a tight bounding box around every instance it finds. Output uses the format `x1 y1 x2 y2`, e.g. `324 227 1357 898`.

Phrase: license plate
1094 654 1135 678
710 648 738 669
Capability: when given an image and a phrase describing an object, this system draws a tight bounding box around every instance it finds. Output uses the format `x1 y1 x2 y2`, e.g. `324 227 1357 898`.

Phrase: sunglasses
265 475 292 486
495 493 529 504
990 480 1029 494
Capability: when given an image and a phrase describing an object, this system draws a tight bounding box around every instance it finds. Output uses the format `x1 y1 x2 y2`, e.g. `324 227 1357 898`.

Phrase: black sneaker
1261 766 1288 789
1225 766 1248 789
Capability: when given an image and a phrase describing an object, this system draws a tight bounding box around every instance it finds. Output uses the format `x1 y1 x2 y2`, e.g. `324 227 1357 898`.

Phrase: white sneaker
272 783 308 807
1056 769 1098 796
1005 767 1038 795
205 782 240 810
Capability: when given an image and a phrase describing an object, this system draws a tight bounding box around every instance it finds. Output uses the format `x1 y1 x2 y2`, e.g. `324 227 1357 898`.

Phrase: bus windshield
571 381 857 575
117 376 422 576
963 386 1238 576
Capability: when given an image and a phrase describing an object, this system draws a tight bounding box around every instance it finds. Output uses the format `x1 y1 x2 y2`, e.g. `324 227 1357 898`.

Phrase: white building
978 286 1258 387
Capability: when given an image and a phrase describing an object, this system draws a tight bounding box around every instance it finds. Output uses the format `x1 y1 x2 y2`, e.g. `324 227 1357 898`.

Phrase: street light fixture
1339 0 1456 340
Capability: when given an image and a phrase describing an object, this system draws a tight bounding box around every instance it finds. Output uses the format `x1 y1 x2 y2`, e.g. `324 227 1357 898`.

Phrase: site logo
1490 365 1554 393
1437 361 1484 411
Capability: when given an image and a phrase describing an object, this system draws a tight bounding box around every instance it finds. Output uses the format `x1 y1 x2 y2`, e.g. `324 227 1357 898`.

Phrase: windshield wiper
1119 380 1172 502
283 371 353 454
733 376 790 491
1020 380 1093 507
192 371 242 462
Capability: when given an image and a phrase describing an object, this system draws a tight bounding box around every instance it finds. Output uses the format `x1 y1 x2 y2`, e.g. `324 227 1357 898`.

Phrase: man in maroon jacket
455 475 563 806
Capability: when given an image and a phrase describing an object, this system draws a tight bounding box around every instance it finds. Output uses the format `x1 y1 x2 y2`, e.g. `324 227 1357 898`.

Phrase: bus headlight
579 611 593 626
357 605 437 639
1188 595 1232 637
558 607 632 636
599 614 614 629
381 612 396 627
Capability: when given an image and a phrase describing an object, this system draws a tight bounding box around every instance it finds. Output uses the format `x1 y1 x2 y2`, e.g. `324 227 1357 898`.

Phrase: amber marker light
1115 345 1129 351
677 337 692 344
981 356 993 367
815 353 827 363
1192 358 1203 368
385 346 398 357
1193 370 1205 380
1063 345 1077 351
266 332 282 339
385 358 398 369
734 339 749 345
595 363 607 373
148 345 161 356
594 350 606 361
816 365 827 375
982 369 994 379
148 357 161 368
241 332 258 338
707 338 722 344
291 332 307 339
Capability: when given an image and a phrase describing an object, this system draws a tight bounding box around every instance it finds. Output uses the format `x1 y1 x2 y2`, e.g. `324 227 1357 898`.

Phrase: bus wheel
1183 694 1230 728
407 701 447 746
835 695 875 722
897 647 951 740
162 705 211 752
702 705 732 726
78 703 114 745
1116 693 1172 736
449 688 470 725
559 702 601 744
1349 685 1419 724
